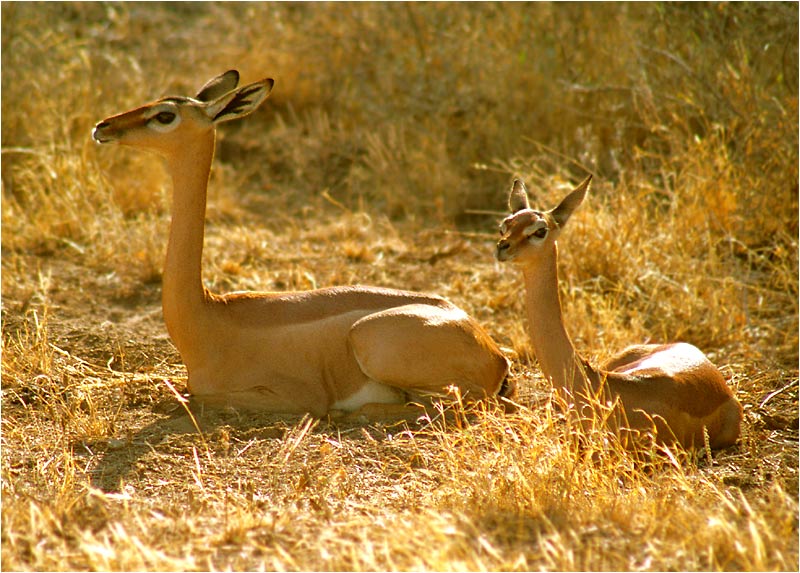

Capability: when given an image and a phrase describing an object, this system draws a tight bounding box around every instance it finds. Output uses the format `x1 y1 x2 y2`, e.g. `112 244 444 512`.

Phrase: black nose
92 121 115 143
495 240 512 262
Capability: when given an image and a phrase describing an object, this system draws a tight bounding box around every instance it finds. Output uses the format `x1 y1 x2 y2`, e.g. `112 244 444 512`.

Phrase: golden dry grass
2 3 798 571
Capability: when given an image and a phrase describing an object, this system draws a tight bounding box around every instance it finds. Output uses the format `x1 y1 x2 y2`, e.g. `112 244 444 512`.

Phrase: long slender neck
161 131 215 361
521 244 589 396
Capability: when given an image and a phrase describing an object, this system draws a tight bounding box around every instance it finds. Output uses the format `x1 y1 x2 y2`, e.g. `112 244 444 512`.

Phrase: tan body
92 71 510 416
496 176 742 448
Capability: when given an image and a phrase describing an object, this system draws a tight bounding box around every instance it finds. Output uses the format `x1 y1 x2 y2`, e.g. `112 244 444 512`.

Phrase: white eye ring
147 107 181 133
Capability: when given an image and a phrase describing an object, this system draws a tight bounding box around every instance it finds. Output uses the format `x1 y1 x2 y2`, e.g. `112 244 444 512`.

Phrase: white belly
331 380 405 411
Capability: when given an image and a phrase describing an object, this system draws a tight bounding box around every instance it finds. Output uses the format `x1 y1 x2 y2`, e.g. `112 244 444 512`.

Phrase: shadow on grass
85 397 435 492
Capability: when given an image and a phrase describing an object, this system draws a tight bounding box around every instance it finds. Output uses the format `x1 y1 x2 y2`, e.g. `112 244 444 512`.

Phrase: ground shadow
85 399 439 492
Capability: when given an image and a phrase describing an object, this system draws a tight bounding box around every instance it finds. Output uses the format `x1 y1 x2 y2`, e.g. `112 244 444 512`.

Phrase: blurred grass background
3 2 796 215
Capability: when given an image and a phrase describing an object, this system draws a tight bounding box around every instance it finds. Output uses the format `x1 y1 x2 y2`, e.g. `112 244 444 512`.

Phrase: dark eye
154 111 175 124
532 227 547 239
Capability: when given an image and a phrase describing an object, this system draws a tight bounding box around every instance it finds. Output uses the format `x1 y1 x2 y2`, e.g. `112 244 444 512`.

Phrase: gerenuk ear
205 78 275 123
195 70 240 102
550 174 592 229
508 179 531 213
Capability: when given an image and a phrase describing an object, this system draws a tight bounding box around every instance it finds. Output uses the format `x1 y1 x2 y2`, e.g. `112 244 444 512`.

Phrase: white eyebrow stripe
143 102 179 120
523 221 546 236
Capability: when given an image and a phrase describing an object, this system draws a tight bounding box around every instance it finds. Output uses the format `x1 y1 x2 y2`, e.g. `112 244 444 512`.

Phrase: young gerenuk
495 175 742 448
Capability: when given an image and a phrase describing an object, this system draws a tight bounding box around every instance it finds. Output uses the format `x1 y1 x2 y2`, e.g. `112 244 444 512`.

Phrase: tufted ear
195 70 240 102
508 179 530 213
204 78 275 123
550 174 592 228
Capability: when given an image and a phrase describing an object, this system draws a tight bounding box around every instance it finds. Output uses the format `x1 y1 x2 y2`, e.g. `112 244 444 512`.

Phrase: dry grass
2 3 798 571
